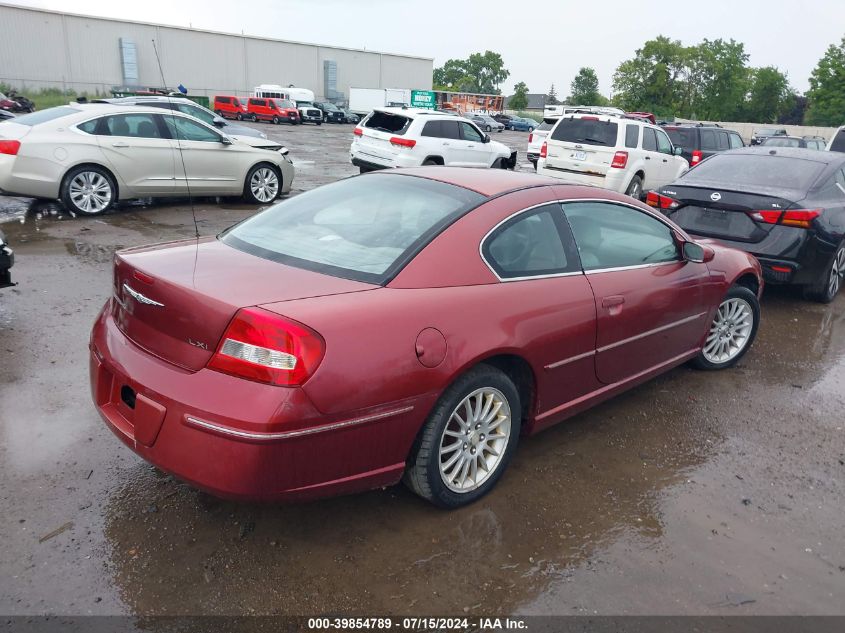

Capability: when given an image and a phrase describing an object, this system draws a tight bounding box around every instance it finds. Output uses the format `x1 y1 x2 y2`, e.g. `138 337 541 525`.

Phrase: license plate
572 151 587 161
701 208 729 225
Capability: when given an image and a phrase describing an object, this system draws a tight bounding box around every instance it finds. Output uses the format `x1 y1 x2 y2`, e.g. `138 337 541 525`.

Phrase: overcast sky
15 0 845 95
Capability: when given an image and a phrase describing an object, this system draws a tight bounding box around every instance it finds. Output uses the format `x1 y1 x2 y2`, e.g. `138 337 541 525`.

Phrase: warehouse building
0 3 433 102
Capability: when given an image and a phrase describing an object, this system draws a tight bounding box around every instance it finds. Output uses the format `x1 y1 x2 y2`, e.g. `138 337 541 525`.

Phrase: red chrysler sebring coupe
90 168 763 508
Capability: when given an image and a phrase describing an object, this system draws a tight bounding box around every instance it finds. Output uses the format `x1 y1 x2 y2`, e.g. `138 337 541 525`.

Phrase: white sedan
0 103 294 214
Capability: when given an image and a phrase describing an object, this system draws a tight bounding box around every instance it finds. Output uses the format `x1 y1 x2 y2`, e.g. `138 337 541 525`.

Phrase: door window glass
699 129 717 150
564 202 680 270
103 114 162 138
729 133 743 149
642 127 657 151
163 116 221 142
175 102 214 125
625 124 639 148
655 129 673 154
460 122 484 142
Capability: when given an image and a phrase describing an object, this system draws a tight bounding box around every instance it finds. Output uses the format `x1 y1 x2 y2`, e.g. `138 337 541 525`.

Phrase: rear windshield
364 111 411 135
763 137 801 147
665 128 696 149
829 130 845 153
550 118 618 146
9 106 78 126
221 174 484 284
537 119 557 131
679 154 825 191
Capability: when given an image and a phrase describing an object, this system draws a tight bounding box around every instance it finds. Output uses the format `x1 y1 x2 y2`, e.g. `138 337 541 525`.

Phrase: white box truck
349 88 412 115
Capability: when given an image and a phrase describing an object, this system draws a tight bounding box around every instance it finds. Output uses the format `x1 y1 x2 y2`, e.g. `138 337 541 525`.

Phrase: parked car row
213 95 359 126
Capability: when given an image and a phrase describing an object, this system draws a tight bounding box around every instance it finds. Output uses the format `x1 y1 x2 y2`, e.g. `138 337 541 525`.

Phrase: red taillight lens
646 191 680 210
691 150 703 165
208 308 325 386
0 140 21 155
528 133 533 144
353 127 363 136
749 209 821 229
610 151 628 169
540 142 547 159
389 136 416 148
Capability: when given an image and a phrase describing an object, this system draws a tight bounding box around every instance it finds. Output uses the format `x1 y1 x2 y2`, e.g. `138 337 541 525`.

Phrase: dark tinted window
77 118 100 134
10 106 78 126
642 127 657 151
222 174 484 284
551 118 618 147
537 119 557 132
625 124 639 148
665 128 697 149
104 113 162 138
421 121 442 137
364 111 411 135
680 154 826 191
729 133 744 149
716 131 729 150
441 120 461 140
831 130 845 153
700 129 717 150
483 207 574 278
565 202 679 270
216 97 231 104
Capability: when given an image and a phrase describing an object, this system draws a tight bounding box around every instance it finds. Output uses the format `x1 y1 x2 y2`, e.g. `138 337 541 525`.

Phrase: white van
253 85 323 124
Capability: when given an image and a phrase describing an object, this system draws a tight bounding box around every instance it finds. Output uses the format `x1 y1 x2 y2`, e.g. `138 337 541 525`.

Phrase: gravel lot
1 119 843 618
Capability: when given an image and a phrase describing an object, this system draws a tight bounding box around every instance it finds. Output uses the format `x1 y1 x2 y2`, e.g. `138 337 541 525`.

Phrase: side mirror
483 134 491 144
682 241 715 263
219 136 233 145
212 116 226 127
673 146 684 156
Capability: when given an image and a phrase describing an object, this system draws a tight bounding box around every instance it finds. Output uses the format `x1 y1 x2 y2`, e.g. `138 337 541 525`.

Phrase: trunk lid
663 184 804 243
544 118 620 177
0 121 32 141
112 238 375 371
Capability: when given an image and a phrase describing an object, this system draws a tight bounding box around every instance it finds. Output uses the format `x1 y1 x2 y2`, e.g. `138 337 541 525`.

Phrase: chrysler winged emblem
122 283 164 307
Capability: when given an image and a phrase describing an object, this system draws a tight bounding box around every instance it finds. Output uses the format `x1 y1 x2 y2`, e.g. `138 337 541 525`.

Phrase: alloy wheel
702 298 754 364
828 247 845 298
68 171 112 214
438 387 511 493
250 167 279 203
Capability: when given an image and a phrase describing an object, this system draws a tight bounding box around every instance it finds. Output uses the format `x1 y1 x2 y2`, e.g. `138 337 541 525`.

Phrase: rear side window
103 113 162 138
221 174 484 284
10 106 78 126
717 131 729 150
550 118 618 147
729 133 743 149
483 207 576 279
364 111 411 135
441 121 461 140
700 129 717 150
216 97 231 104
680 154 826 191
625 125 639 148
831 130 845 153
421 121 442 137
537 119 556 132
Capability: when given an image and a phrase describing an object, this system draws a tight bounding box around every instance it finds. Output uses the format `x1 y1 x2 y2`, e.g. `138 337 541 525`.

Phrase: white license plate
572 150 587 161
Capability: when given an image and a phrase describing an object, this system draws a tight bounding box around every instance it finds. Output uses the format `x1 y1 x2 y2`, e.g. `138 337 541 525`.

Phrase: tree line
433 36 845 126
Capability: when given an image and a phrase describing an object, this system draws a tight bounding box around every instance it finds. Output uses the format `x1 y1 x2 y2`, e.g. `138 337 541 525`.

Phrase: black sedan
0 228 14 288
648 147 845 303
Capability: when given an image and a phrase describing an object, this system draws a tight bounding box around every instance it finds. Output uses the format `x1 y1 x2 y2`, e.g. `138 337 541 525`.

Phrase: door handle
602 295 625 308
644 156 651 160
662 158 668 163
443 142 450 146
111 142 129 148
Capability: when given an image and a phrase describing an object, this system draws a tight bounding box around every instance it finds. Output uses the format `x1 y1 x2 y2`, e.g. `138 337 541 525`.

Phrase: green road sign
410 90 436 109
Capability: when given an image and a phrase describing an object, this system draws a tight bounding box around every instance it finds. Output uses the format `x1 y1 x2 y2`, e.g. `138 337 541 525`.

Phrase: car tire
804 242 845 303
272 116 280 125
485 125 492 132
404 364 521 508
691 285 759 370
236 113 243 121
242 163 282 205
528 127 534 133
60 165 117 216
316 120 322 126
625 175 644 200
215 110 224 117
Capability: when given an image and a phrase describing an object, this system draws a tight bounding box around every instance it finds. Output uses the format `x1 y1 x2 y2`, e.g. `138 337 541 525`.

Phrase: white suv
351 108 516 173
527 116 560 169
536 113 689 199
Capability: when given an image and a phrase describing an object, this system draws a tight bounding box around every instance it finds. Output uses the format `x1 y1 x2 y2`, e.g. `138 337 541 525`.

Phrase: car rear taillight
646 191 680 210
353 127 363 136
610 151 628 169
528 133 533 144
691 150 703 165
748 209 821 229
0 140 20 155
208 308 325 386
389 136 416 148
540 142 547 159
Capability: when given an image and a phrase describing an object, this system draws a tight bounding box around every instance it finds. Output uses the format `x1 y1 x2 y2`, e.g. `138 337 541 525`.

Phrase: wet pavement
1 121 844 618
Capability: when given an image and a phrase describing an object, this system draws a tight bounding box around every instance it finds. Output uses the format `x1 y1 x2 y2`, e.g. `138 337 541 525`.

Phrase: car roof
729 146 844 164
373 107 456 119
381 166 560 197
